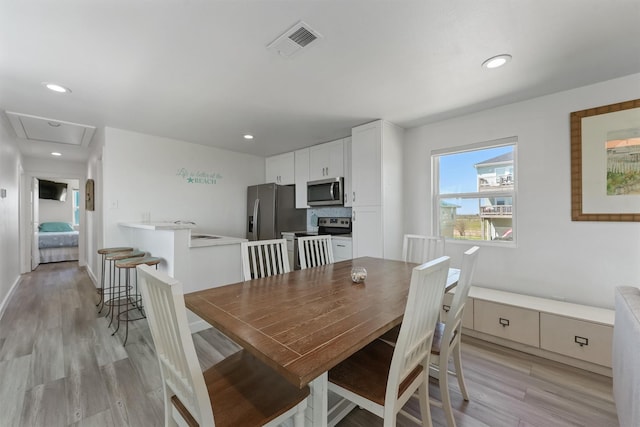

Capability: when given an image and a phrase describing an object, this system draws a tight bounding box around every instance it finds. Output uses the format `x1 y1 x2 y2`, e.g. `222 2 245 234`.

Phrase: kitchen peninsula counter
119 222 246 331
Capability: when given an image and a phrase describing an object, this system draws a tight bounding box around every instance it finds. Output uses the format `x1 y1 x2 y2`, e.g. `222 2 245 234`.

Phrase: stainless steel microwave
307 177 344 206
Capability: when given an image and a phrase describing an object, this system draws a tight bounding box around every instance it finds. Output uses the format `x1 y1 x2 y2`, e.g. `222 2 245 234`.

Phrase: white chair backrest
298 235 334 269
241 238 290 281
136 264 216 426
402 234 445 263
444 246 480 338
386 256 450 406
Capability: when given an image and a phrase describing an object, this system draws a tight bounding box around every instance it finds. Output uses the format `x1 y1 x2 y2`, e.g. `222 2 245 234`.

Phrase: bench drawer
474 300 539 347
540 313 612 367
441 293 473 329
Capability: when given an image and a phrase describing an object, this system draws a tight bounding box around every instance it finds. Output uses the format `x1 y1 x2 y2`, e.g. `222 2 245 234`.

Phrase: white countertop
119 221 197 230
189 234 247 248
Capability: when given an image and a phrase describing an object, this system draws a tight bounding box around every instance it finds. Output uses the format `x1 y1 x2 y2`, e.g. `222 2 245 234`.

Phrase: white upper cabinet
265 152 295 185
343 137 352 207
309 139 344 181
294 148 310 209
351 123 382 207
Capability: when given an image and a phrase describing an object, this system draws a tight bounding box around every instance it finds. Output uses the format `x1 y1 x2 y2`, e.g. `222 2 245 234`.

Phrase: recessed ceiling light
243 134 254 140
51 152 62 156
482 54 512 69
42 82 71 93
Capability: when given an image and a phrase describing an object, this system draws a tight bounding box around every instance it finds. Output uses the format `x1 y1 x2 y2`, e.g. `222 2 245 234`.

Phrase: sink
191 234 221 240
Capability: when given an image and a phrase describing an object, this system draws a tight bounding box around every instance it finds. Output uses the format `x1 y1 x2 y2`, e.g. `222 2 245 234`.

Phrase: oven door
307 177 343 206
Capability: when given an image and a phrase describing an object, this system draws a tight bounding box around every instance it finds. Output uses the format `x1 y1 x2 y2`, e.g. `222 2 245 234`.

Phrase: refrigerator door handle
253 198 260 240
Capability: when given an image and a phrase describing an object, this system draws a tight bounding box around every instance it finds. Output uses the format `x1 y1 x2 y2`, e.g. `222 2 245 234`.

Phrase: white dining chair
328 256 451 427
402 234 445 264
136 264 309 427
429 246 479 427
298 235 334 269
241 238 290 281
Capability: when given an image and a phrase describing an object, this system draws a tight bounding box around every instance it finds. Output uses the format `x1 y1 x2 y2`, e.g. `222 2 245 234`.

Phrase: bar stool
96 247 133 312
113 256 162 345
103 250 145 318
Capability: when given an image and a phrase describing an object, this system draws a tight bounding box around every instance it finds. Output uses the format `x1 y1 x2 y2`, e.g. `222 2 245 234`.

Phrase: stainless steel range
293 216 351 270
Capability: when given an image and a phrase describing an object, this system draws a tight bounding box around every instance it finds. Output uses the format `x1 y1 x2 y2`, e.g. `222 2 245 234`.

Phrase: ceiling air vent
267 21 322 58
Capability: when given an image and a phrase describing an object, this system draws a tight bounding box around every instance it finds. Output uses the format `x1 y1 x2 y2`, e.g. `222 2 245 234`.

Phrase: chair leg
452 342 469 401
439 355 456 427
418 375 433 427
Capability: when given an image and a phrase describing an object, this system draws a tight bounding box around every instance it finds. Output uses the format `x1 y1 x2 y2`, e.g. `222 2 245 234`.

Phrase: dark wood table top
184 257 459 388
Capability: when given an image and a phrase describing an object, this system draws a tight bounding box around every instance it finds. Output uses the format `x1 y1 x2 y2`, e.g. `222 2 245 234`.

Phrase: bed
38 222 79 263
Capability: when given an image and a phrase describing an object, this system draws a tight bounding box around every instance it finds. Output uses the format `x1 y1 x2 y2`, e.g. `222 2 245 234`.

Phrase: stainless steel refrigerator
247 184 306 241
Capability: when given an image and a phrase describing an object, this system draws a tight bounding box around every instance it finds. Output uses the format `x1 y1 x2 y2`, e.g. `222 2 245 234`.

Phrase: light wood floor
0 262 619 427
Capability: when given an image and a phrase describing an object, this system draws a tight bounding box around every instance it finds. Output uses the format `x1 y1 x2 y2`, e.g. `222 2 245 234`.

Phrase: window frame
432 136 517 246
72 188 80 226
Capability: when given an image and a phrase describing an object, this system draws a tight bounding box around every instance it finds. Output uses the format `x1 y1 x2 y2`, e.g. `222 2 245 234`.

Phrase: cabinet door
332 238 352 262
343 137 352 207
294 148 310 209
309 139 344 181
352 206 382 258
265 152 294 185
351 123 381 206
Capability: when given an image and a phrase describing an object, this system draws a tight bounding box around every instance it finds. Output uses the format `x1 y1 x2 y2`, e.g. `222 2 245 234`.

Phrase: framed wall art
85 178 95 211
570 99 640 221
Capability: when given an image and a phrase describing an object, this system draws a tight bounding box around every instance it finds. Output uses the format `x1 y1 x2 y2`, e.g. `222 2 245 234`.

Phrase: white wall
102 128 265 247
0 114 22 314
403 73 640 309
38 178 79 225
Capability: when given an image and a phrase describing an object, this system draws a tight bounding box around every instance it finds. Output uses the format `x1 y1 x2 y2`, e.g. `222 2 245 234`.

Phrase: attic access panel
5 111 96 147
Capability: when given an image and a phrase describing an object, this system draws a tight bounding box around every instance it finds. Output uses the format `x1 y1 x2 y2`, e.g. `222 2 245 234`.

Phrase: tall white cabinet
351 120 403 260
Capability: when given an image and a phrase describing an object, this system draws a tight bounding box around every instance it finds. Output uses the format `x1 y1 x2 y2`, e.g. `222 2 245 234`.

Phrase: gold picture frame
570 99 640 221
85 178 95 211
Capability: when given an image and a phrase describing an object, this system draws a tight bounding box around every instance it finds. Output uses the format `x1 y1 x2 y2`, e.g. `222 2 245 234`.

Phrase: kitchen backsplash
307 207 352 231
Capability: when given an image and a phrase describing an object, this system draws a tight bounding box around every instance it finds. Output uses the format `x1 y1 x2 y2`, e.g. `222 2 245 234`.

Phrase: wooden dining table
184 256 460 427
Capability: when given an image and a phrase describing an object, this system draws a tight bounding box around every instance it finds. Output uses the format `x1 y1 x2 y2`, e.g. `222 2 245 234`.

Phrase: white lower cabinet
332 237 352 262
351 206 382 258
540 313 612 367
474 300 540 347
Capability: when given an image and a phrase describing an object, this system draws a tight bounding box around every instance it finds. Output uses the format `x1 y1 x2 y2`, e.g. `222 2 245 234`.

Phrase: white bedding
38 230 79 263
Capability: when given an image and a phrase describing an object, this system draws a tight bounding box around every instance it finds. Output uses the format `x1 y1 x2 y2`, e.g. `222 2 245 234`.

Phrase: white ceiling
2 0 640 162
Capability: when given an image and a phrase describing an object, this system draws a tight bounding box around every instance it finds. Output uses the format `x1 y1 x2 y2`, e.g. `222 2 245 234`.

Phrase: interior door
31 177 40 270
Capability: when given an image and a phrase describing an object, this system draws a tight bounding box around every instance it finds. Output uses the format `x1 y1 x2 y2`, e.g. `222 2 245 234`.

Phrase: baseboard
85 265 98 288
0 275 22 322
189 320 212 334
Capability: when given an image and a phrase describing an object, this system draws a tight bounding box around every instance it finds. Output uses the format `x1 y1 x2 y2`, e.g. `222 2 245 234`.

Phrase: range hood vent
267 21 322 58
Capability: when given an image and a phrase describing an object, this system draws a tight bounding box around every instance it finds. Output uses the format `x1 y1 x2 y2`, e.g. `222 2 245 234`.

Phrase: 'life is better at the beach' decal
176 168 222 185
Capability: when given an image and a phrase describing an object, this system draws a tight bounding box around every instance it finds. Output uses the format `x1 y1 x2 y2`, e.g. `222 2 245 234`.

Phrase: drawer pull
499 317 510 327
574 336 589 347
442 304 451 313
337 244 346 247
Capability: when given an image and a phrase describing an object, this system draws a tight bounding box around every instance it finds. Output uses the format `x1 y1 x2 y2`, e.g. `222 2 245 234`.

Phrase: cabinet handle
353 211 356 221
337 244 346 247
499 317 510 327
442 304 451 313
574 336 589 347
353 191 356 202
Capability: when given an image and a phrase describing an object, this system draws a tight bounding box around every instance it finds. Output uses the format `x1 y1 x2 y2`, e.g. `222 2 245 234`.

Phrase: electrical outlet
110 200 119 209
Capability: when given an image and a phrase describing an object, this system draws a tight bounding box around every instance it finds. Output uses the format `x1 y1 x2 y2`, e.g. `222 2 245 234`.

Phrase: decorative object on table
570 98 640 221
85 178 95 211
350 266 367 283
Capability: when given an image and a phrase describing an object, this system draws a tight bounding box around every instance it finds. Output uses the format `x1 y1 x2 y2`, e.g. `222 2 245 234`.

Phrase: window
72 189 80 226
433 137 516 243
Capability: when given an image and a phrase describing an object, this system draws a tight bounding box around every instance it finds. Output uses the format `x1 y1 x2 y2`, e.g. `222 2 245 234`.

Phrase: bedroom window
432 137 516 244
72 189 80 225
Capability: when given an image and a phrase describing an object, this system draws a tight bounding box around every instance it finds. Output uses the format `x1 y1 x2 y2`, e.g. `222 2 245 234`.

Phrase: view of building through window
434 140 516 242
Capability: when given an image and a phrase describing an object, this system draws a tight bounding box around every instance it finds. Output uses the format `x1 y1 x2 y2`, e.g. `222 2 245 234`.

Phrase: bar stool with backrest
298 234 334 269
102 249 145 316
241 238 290 281
96 247 133 311
136 264 309 427
328 256 451 427
112 255 162 345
